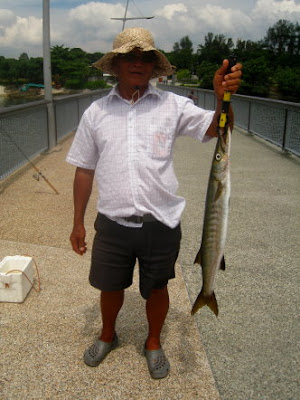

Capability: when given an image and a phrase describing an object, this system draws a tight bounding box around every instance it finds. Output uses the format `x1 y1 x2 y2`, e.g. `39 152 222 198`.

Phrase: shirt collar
108 83 163 103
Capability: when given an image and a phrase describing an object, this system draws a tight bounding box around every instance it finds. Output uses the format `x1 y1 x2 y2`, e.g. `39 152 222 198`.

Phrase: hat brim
93 46 174 78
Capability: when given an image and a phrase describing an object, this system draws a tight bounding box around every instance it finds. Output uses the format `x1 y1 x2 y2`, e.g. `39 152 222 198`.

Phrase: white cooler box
0 256 34 303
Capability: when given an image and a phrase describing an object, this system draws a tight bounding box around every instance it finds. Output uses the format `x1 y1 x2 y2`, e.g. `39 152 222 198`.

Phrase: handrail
157 84 300 156
0 86 298 182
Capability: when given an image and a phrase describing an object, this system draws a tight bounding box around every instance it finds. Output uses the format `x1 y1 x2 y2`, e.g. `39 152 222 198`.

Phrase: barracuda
191 127 231 316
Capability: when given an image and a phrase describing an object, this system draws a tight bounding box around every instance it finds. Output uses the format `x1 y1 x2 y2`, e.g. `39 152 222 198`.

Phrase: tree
19 53 29 61
28 57 43 83
51 45 71 84
196 61 218 90
238 56 272 97
197 33 234 64
176 69 191 83
263 19 299 56
1 19 299 100
50 45 90 86
235 39 265 58
87 51 104 64
4 59 19 84
274 66 300 100
169 36 195 71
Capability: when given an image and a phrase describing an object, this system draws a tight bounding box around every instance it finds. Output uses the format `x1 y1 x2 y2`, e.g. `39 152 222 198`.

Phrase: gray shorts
89 213 181 299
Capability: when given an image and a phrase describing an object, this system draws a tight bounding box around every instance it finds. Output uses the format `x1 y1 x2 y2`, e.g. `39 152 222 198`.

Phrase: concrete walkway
175 128 299 400
0 134 219 400
0 127 299 399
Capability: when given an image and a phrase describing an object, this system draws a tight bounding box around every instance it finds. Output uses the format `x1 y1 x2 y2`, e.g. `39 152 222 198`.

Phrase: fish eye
215 153 222 161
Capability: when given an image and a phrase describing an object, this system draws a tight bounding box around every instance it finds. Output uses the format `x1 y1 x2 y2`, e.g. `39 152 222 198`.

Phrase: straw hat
93 27 174 78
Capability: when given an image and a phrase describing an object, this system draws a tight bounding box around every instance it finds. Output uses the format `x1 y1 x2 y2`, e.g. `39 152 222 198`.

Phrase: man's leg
100 289 124 342
84 289 124 367
144 285 171 378
145 286 169 350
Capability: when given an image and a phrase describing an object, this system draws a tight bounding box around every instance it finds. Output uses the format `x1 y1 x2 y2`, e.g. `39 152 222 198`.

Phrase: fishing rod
3 131 59 195
218 54 237 134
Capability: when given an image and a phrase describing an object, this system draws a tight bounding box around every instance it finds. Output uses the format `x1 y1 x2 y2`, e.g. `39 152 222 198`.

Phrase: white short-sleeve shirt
66 84 214 228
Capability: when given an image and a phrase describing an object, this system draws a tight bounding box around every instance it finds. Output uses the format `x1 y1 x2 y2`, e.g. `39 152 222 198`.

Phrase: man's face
113 49 156 89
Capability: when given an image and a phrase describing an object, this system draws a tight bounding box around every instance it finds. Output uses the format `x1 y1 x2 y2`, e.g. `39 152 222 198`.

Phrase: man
67 27 242 379
188 89 198 104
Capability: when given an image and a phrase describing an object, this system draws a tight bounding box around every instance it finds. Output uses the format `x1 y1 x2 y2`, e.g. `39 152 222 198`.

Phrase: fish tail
194 252 200 264
194 248 202 264
191 290 219 317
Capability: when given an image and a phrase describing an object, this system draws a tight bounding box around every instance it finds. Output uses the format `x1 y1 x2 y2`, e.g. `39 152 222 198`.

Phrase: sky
0 0 299 58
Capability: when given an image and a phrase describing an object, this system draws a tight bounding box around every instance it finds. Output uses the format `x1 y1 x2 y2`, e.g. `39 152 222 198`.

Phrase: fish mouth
219 129 230 153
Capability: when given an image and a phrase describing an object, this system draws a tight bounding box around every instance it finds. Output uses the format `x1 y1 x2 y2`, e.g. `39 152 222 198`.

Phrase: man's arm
206 59 242 138
70 167 95 255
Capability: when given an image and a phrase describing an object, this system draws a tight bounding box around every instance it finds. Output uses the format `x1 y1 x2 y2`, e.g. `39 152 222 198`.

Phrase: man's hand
70 223 87 255
213 59 243 101
206 59 243 137
70 167 94 255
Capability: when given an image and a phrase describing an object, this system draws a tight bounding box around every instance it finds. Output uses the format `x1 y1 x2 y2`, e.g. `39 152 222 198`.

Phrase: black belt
122 214 156 223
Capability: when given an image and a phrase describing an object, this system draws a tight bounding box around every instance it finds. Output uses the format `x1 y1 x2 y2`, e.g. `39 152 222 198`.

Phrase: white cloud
252 0 300 22
69 1 125 25
149 3 254 51
58 2 129 51
0 12 42 53
1 1 300 58
194 5 253 37
155 3 188 20
0 9 16 27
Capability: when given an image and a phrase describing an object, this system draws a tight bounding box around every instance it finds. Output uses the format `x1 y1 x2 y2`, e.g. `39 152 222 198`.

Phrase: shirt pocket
148 126 173 160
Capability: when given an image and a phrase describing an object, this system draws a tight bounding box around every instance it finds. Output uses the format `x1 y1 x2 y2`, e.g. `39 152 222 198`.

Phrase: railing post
43 0 56 150
282 108 288 151
248 100 252 133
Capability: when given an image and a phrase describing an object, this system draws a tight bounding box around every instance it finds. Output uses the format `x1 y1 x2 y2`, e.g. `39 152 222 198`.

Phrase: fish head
212 128 231 176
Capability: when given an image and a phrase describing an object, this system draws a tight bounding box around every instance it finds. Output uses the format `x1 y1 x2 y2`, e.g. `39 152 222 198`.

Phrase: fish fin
214 182 224 201
191 290 219 317
220 255 226 271
194 247 202 265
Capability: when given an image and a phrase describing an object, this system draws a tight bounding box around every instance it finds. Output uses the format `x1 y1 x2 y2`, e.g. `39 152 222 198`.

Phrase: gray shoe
84 335 119 367
144 346 170 379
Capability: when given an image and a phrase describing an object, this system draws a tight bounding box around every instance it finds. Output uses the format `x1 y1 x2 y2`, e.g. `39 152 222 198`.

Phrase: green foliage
19 53 29 61
168 19 300 101
176 69 191 83
196 61 219 90
65 79 107 90
0 45 103 90
238 56 272 97
84 80 107 90
169 35 195 71
197 32 234 64
65 79 85 90
50 45 91 86
263 19 299 55
87 52 104 64
274 67 300 99
0 19 299 101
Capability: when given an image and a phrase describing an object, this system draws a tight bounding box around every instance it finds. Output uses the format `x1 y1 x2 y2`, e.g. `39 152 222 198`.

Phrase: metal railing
158 84 300 156
1 86 299 180
0 88 110 180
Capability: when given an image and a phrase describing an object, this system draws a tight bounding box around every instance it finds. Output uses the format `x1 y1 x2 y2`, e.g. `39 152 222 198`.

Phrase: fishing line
3 130 59 195
130 0 145 18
